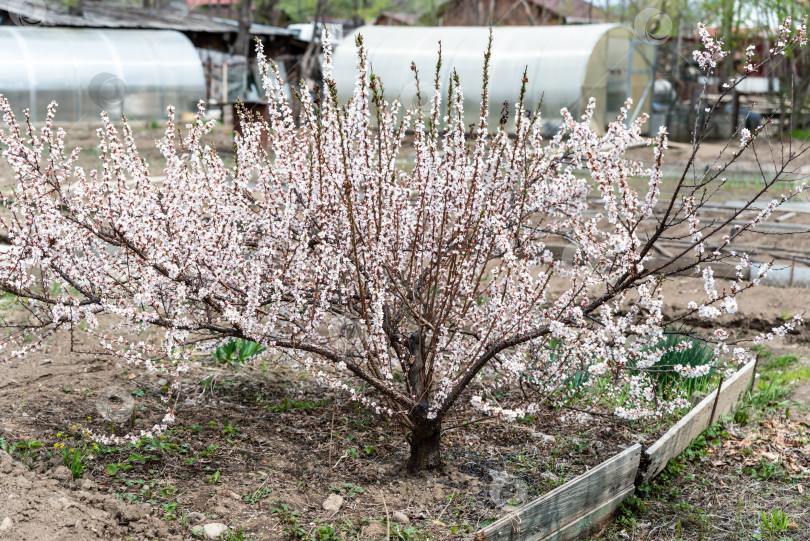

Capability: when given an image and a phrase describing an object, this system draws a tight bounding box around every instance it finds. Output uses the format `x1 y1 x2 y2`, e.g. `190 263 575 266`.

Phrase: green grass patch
791 126 810 140
739 351 810 415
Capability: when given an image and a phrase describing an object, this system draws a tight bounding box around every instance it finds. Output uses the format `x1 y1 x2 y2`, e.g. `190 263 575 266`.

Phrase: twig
710 375 725 426
435 496 454 523
332 451 348 469
381 490 390 541
561 404 616 419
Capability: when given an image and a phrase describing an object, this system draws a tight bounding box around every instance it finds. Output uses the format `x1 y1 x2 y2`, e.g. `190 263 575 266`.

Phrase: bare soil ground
0 320 662 541
0 276 807 540
0 450 178 540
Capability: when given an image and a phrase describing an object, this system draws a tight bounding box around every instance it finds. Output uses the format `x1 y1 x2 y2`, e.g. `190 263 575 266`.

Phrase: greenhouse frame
0 27 206 122
332 24 655 134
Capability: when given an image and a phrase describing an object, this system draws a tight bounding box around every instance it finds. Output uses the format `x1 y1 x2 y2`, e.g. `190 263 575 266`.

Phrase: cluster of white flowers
693 23 729 70
0 21 807 447
753 315 804 345
740 127 753 148
86 410 175 446
673 362 713 378
469 395 527 422
771 16 809 54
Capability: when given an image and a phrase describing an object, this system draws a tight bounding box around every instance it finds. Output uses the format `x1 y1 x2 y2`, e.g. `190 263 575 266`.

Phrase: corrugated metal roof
0 0 294 35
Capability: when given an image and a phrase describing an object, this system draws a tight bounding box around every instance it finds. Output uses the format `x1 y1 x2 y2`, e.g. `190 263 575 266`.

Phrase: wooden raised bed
475 444 641 541
638 357 757 484
474 357 758 541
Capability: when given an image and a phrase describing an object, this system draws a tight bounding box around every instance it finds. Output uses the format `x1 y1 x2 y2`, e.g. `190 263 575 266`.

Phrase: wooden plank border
542 487 635 541
474 358 757 541
475 444 641 541
638 357 757 484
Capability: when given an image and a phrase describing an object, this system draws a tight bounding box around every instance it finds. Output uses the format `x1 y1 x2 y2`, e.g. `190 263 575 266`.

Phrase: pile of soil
0 450 181 540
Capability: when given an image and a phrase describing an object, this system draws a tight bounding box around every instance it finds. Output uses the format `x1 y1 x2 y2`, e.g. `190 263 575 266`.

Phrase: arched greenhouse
0 28 205 122
332 24 655 134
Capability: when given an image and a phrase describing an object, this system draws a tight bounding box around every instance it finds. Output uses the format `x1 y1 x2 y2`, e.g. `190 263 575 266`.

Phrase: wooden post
790 256 796 287
748 354 760 394
222 62 229 106
204 54 213 104
709 376 724 426
731 90 741 138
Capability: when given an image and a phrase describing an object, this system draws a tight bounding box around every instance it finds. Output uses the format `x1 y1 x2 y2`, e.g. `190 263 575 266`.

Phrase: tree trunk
407 419 442 473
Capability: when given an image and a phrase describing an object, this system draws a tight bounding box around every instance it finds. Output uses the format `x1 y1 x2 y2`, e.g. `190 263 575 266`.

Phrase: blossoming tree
0 21 807 472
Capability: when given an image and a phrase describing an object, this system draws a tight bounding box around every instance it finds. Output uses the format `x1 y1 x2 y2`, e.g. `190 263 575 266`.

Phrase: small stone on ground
391 511 410 524
202 522 228 539
322 493 343 513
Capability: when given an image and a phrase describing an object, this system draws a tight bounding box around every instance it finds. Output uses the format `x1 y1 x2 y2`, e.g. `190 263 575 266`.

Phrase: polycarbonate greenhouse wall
332 24 655 134
0 28 205 122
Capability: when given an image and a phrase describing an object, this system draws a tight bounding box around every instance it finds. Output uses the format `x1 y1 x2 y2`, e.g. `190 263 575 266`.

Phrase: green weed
62 445 88 479
205 470 221 484
242 486 273 504
211 339 265 366
161 501 179 520
390 524 429 540
761 508 791 536
222 419 242 438
11 438 43 462
269 500 307 539
223 528 255 541
330 482 365 498
136 435 189 458
106 462 132 476
743 457 786 481
683 422 729 461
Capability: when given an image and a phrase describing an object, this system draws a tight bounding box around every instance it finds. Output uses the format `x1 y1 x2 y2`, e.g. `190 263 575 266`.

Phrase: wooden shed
435 0 604 26
374 11 419 26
